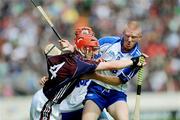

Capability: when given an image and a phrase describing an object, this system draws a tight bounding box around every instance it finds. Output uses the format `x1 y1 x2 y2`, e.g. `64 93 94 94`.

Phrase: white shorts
30 89 62 120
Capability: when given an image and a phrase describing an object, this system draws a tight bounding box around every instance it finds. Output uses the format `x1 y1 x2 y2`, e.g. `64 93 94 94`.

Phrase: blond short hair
124 21 142 38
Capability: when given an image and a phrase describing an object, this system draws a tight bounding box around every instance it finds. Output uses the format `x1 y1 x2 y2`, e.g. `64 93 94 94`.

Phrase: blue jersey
59 79 91 113
93 36 142 92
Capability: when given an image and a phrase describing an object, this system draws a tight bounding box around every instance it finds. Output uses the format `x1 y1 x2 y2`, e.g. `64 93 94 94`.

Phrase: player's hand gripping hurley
133 56 145 120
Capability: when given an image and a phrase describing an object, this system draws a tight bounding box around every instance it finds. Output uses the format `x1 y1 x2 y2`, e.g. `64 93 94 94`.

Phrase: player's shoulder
130 44 142 57
98 36 123 46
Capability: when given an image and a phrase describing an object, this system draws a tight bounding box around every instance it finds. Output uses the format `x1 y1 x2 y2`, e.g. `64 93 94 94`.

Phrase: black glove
131 55 145 68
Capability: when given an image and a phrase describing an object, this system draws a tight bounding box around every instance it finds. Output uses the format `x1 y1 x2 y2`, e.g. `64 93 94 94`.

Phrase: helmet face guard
75 34 99 59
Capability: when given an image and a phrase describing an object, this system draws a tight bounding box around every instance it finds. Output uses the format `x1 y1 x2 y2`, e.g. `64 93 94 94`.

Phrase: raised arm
81 56 146 85
95 55 145 71
96 59 133 71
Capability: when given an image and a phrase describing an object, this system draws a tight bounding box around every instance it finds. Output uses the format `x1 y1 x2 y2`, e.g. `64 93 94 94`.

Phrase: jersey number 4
49 62 65 79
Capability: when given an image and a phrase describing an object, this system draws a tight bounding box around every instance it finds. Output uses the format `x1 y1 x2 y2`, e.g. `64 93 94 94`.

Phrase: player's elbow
118 75 130 84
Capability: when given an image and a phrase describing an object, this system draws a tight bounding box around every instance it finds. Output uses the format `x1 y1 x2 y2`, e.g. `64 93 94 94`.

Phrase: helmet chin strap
83 47 94 60
76 46 97 60
76 48 85 57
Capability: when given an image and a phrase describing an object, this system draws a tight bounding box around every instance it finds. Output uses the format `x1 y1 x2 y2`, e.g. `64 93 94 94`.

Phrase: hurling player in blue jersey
83 21 145 120
30 27 145 120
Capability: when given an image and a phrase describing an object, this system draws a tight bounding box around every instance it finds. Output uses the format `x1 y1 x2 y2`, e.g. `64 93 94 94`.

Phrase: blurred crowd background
0 0 180 97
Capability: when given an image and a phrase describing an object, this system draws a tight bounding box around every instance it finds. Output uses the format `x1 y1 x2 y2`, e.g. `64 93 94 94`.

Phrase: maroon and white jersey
30 52 99 120
39 52 99 120
43 52 98 104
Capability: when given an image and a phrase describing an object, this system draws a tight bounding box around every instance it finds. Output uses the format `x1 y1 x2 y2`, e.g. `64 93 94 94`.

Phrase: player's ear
138 33 142 41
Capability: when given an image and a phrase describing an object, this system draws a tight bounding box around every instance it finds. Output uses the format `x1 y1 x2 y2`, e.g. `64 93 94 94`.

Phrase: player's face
123 28 141 51
81 46 99 60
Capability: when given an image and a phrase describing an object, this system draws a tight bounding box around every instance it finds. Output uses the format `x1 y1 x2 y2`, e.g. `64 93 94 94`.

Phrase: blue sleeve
99 36 120 46
117 67 140 84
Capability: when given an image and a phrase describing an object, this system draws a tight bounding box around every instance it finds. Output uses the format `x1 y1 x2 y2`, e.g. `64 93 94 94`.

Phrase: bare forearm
81 72 121 86
96 59 133 71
